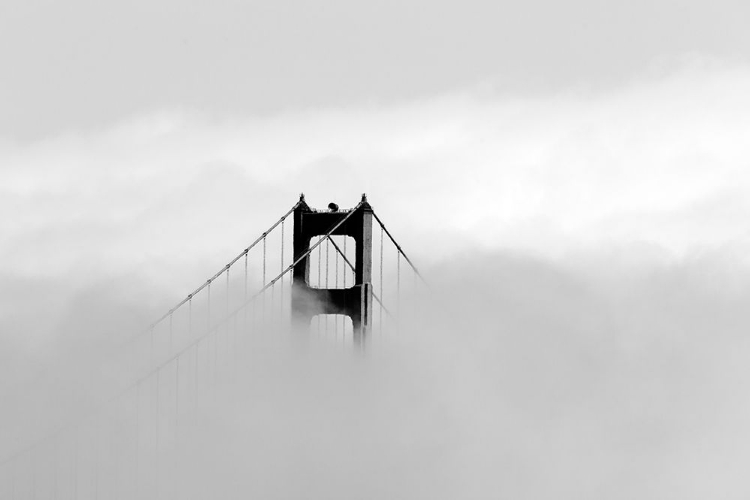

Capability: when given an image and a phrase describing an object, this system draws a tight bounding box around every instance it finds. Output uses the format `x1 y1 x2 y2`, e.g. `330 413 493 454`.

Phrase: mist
3 62 750 498
4 248 750 499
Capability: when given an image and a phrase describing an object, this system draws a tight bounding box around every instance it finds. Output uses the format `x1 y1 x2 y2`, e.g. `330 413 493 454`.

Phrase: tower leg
291 195 374 345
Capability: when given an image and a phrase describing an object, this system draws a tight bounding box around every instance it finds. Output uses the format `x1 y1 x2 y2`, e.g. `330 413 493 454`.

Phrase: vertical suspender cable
214 278 220 383
317 237 322 288
334 237 338 286
325 237 330 337
188 296 193 340
30 449 35 500
155 369 160 451
207 282 211 335
155 369 160 497
232 313 239 376
343 237 347 336
335 236 339 338
73 428 78 499
380 227 384 334
225 267 230 374
196 338 202 411
268 283 276 332
213 327 218 385
93 418 98 500
270 266 275 327
242 252 247 322
317 238 322 335
149 327 154 371
280 220 285 327
174 357 180 443
193 341 199 413
52 438 58 499
244 251 248 333
135 380 140 496
269 282 275 333
169 313 173 359
168 312 174 459
262 236 267 324
206 281 212 381
397 251 401 314
188 296 194 428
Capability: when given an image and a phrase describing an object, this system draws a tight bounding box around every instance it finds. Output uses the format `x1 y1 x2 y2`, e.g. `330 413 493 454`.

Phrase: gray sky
2 0 749 139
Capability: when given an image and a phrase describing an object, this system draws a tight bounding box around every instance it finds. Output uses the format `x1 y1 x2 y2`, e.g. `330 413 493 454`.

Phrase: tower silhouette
291 193 373 346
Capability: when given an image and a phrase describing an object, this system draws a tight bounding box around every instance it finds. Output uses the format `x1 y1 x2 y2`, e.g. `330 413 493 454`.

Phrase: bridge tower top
291 193 374 346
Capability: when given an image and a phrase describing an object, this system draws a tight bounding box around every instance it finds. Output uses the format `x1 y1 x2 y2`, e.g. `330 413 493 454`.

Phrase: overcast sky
2 0 749 139
3 1 750 498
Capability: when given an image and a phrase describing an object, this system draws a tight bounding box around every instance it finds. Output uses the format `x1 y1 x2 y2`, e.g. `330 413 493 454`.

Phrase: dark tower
291 193 373 346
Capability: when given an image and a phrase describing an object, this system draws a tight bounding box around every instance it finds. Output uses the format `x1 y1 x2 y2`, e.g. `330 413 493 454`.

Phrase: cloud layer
2 62 750 498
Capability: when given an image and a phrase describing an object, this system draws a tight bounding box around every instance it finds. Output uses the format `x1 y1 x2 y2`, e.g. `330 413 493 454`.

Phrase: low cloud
2 61 750 498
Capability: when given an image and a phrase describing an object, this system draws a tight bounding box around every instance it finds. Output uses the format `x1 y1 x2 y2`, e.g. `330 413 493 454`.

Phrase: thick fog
2 63 750 498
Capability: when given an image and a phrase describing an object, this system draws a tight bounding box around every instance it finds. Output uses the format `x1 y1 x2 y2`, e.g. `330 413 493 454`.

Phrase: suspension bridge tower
291 193 373 346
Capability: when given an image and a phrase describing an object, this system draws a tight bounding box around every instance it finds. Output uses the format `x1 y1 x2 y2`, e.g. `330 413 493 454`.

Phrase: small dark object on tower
328 202 339 212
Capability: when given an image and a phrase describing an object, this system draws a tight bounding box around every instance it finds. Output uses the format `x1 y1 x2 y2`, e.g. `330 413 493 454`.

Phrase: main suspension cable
0 201 384 473
148 202 300 330
324 235 392 318
371 211 427 286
